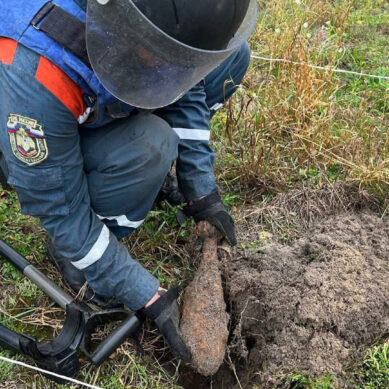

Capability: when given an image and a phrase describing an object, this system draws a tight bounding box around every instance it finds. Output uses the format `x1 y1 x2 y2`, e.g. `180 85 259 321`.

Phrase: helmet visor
86 0 258 109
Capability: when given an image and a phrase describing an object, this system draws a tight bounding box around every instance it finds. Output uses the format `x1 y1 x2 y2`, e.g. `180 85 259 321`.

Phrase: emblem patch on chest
7 114 48 166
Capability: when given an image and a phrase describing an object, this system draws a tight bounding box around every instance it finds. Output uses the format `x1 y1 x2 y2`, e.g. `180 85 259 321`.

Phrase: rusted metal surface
180 221 229 376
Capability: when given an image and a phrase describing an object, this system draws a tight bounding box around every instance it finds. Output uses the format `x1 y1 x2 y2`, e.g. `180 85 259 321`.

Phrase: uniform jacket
0 0 248 310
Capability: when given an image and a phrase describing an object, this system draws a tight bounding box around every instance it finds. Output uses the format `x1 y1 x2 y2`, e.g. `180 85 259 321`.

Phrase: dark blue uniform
0 1 250 310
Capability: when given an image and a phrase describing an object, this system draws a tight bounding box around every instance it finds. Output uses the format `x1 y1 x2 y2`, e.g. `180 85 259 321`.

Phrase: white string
251 54 389 81
0 356 104 389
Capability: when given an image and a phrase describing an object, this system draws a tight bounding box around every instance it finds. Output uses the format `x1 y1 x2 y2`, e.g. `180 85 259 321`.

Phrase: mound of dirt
225 210 389 388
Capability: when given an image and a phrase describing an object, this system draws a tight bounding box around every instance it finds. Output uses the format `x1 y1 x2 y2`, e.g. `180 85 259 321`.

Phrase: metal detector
0 239 141 384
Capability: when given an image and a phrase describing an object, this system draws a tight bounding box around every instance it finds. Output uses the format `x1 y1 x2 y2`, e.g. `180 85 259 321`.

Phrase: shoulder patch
7 114 48 166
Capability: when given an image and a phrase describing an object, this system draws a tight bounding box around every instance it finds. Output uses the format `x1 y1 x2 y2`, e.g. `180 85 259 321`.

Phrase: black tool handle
0 239 30 273
0 239 73 309
0 324 24 353
91 314 140 366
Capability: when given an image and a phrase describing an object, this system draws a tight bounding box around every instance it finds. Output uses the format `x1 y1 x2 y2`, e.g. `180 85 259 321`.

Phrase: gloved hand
156 172 186 207
178 191 237 246
141 287 191 361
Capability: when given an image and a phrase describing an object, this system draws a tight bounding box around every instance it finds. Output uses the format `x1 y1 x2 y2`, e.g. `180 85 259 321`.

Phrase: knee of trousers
84 114 179 216
87 113 179 178
132 114 179 178
206 42 252 108
231 42 251 85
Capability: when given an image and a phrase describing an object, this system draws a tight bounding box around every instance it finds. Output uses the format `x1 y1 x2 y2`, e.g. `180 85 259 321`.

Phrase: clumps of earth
180 185 389 388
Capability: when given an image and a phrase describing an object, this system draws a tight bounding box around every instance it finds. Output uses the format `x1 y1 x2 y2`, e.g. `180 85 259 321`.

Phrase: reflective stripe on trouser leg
97 215 145 229
71 225 110 270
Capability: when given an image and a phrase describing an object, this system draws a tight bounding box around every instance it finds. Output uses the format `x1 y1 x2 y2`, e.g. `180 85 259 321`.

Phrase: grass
351 342 389 389
0 0 389 388
284 373 333 389
214 0 389 201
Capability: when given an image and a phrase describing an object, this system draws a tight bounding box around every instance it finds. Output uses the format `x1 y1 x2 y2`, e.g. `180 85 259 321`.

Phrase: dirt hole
179 185 389 388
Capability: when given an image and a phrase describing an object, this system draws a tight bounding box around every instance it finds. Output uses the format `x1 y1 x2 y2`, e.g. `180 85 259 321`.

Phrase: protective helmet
86 0 257 108
132 0 251 51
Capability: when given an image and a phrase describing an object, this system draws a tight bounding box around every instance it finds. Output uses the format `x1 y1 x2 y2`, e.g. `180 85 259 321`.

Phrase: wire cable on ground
251 54 389 81
0 356 104 389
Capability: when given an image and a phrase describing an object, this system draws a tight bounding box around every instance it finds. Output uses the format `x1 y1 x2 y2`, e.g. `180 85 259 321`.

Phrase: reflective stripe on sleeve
72 225 110 270
173 128 210 141
210 103 224 111
97 215 145 229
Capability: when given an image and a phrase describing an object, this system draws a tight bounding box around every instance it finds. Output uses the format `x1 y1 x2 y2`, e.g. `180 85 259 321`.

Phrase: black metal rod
24 266 73 309
91 314 140 366
0 324 23 353
0 239 30 272
0 239 141 371
0 239 73 308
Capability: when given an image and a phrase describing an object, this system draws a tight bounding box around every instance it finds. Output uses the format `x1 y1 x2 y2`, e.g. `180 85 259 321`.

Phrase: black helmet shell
132 0 251 50
86 0 257 108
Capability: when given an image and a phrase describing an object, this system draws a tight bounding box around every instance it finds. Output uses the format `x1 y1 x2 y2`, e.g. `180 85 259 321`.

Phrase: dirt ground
180 185 389 388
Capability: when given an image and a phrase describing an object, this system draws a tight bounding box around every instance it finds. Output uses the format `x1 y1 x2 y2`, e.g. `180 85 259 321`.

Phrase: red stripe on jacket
35 56 88 121
0 37 18 65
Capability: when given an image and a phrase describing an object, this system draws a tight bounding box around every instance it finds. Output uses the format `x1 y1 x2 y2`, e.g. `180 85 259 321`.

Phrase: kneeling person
0 0 256 359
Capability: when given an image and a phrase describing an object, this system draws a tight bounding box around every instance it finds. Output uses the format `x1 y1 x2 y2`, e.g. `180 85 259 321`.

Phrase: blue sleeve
156 81 218 201
0 64 159 311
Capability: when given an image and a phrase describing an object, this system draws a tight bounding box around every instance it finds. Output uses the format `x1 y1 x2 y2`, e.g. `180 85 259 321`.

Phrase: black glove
156 173 186 207
178 191 237 246
141 287 191 361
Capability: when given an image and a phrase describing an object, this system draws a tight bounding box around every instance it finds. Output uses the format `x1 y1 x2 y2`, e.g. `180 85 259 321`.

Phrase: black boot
47 240 122 309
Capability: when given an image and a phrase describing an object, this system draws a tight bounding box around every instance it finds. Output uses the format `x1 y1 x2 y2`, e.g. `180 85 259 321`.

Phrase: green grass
285 373 333 389
351 342 389 389
0 351 18 383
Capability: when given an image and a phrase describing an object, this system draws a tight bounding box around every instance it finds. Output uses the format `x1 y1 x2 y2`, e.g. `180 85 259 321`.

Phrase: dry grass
235 181 380 241
215 0 389 201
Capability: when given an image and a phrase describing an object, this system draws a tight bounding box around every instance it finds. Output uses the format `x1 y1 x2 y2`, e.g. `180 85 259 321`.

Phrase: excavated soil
180 186 389 388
